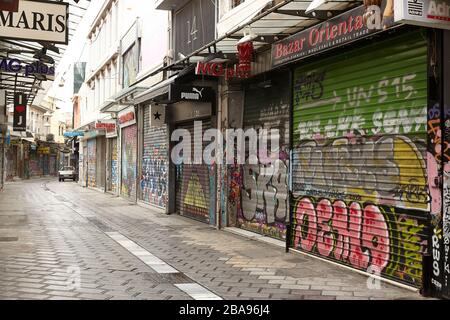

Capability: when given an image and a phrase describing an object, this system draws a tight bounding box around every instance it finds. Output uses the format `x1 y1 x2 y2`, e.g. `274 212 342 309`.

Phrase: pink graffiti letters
293 197 390 271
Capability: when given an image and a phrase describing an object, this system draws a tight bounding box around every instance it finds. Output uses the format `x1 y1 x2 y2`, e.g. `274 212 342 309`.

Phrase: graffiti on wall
233 83 290 240
110 139 118 193
87 139 96 187
141 144 168 208
291 33 430 287
121 125 137 198
179 165 212 222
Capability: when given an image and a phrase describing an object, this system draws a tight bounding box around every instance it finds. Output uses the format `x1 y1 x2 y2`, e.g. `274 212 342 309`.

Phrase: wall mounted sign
13 92 27 132
149 105 166 128
174 0 215 58
0 58 55 78
170 85 214 103
37 146 50 154
0 0 69 44
271 1 396 67
394 0 450 30
237 41 254 77
118 107 136 128
195 62 252 80
95 119 117 138
63 131 84 138
0 0 19 12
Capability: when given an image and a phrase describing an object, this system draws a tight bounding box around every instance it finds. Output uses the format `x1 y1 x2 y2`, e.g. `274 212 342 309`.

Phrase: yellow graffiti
184 173 208 209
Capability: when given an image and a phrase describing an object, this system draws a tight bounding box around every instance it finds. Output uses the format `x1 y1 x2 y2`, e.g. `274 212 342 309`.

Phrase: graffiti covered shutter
96 137 106 189
141 105 168 208
87 139 97 187
121 124 137 200
107 138 118 193
175 120 214 224
237 73 290 240
291 31 430 287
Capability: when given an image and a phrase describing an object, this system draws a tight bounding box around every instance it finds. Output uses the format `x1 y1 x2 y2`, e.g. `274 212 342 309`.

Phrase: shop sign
195 62 252 80
394 0 450 30
0 0 69 44
271 1 396 67
170 85 214 103
0 0 19 12
0 58 55 78
118 107 136 128
96 119 117 138
63 131 84 138
237 41 253 76
10 138 20 145
37 146 50 154
13 92 27 132
149 105 165 128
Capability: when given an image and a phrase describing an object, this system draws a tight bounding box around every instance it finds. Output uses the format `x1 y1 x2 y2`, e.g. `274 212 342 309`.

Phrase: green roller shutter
291 30 430 287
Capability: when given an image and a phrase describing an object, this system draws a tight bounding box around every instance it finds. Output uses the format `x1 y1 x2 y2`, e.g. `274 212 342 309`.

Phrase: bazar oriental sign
0 0 68 44
271 2 397 67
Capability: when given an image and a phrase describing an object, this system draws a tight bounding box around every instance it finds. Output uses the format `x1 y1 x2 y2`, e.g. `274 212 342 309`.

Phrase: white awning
306 0 360 14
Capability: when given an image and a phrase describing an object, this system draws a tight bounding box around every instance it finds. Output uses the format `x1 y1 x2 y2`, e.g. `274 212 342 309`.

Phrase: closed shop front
140 105 168 208
290 31 430 287
49 154 57 176
96 136 106 189
107 137 118 193
121 124 137 200
87 138 97 187
235 73 290 240
175 119 214 224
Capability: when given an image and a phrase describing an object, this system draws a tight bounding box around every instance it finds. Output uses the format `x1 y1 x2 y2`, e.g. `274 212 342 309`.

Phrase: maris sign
394 0 450 29
0 0 69 44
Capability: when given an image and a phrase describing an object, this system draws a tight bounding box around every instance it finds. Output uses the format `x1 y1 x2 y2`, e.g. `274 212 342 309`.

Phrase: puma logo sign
181 87 204 100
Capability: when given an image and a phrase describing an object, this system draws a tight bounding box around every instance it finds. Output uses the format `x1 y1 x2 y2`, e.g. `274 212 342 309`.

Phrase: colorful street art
291 31 430 287
178 165 211 222
87 139 96 187
121 125 137 199
109 138 118 193
141 144 168 208
232 75 291 240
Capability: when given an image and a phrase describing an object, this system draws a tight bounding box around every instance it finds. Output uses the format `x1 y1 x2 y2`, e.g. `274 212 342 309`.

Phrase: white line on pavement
175 283 222 300
105 231 223 300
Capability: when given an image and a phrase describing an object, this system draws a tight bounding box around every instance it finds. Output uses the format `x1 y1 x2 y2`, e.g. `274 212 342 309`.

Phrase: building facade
69 0 450 299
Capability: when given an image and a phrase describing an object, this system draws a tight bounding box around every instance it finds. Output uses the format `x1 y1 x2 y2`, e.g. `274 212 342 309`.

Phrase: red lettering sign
118 112 135 124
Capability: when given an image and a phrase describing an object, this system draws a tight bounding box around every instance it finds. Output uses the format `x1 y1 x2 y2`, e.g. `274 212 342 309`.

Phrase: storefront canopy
134 0 361 83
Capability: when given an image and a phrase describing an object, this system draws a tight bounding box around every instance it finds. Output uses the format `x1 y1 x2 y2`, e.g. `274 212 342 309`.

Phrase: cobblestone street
0 179 428 300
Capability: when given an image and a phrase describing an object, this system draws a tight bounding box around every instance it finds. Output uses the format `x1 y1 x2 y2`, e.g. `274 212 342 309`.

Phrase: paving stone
0 179 428 301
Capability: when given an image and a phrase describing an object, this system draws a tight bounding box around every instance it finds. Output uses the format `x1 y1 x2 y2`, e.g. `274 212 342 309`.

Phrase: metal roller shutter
87 139 97 187
121 124 137 200
291 31 430 287
237 74 290 240
107 138 118 193
175 119 214 224
141 105 169 208
96 137 106 188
